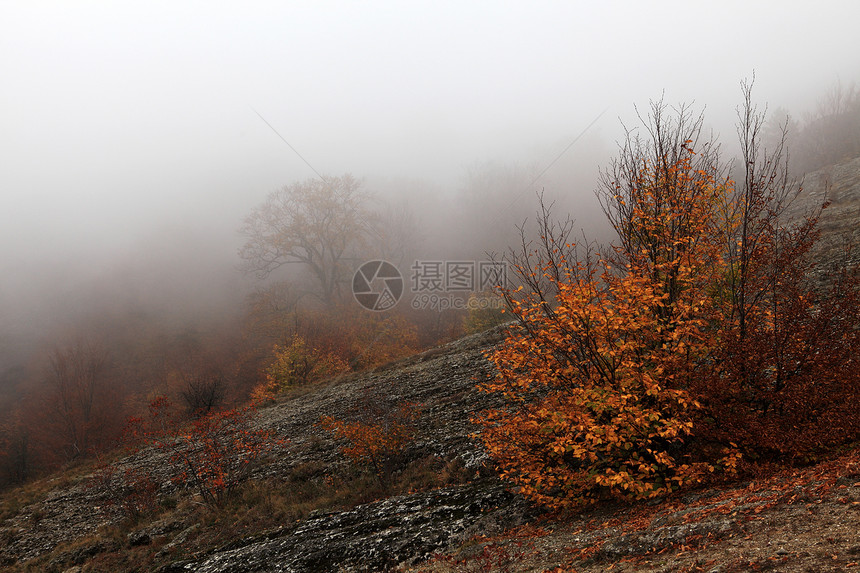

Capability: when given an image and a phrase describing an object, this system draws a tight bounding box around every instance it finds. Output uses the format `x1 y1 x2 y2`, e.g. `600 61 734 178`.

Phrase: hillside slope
1 157 858 573
788 155 860 276
0 327 534 572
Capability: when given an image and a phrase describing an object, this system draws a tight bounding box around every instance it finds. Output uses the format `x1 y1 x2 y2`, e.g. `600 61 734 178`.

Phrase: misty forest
2 3 860 572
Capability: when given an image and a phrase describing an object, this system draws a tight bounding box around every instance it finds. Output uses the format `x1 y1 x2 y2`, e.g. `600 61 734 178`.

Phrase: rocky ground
787 155 860 278
410 449 860 573
0 327 530 572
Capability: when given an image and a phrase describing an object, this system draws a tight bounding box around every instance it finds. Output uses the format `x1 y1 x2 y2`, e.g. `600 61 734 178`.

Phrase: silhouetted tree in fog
239 174 373 306
179 367 226 417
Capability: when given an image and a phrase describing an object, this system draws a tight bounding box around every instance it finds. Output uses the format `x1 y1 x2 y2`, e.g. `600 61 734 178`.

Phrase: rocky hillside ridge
0 326 532 572
786 155 860 275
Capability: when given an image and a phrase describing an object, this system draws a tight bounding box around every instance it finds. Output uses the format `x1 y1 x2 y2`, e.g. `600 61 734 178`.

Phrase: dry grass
0 458 100 523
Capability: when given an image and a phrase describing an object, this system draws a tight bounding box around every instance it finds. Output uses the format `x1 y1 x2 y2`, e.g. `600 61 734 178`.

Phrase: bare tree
794 80 860 173
0 410 30 486
726 77 804 338
180 368 226 417
239 174 373 306
44 341 111 460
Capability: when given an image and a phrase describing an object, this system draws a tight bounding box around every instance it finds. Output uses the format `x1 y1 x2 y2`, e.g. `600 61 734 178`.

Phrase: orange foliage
690 83 860 462
244 298 420 401
320 399 419 485
477 148 729 509
113 397 285 508
263 334 350 392
166 407 284 506
477 96 860 510
301 304 419 371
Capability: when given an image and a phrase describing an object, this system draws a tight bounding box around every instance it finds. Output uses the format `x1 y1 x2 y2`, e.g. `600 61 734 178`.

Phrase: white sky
1 0 859 280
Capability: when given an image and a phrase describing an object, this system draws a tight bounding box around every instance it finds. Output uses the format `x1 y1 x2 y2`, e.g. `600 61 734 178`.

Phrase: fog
2 1 859 380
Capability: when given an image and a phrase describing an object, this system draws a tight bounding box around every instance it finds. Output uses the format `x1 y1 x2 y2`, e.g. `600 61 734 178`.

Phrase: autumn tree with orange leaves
478 88 860 510
477 138 730 508
321 389 420 487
